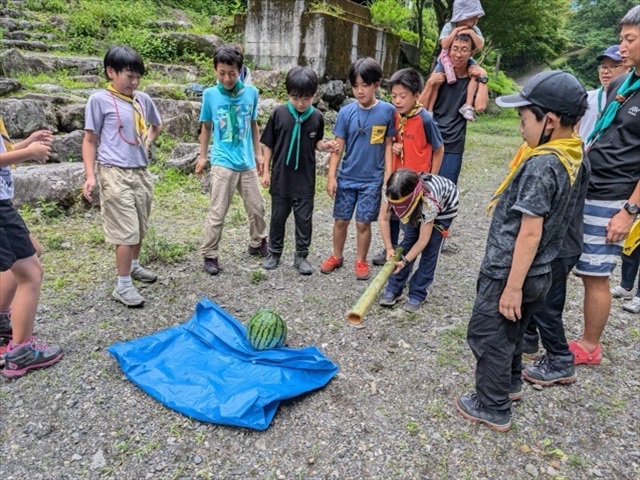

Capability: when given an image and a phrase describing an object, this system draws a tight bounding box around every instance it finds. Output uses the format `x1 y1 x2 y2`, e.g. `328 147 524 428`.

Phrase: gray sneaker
622 296 640 313
131 265 157 283
263 253 280 270
293 254 313 275
2 337 63 378
372 249 387 266
403 297 425 313
112 285 145 307
611 285 634 299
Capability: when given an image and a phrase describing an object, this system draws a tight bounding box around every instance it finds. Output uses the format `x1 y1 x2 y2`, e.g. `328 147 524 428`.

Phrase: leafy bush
112 29 179 63
488 70 519 97
139 227 195 264
370 0 412 32
161 0 246 16
24 0 67 13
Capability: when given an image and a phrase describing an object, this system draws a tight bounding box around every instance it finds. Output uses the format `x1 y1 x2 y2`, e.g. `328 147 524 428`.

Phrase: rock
34 53 102 76
0 78 21 96
258 98 279 118
148 20 191 30
0 98 55 137
158 32 223 57
70 75 103 85
12 163 86 208
56 104 86 133
153 98 201 138
251 70 282 92
71 454 82 462
166 143 204 173
0 48 50 77
148 62 199 83
316 150 330 175
49 15 66 30
318 80 346 107
193 455 203 465
524 464 538 477
143 84 187 100
90 449 107 471
1 39 62 52
50 130 84 163
34 84 64 94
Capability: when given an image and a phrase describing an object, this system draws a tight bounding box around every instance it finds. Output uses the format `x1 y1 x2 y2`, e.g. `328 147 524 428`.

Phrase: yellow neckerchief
106 84 148 146
623 220 640 256
0 117 14 152
397 102 423 163
486 134 584 216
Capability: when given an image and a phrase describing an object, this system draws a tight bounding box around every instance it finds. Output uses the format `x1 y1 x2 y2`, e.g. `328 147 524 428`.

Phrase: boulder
34 53 102 76
315 150 331 175
148 63 198 83
69 75 102 85
143 84 187 100
158 32 223 57
34 83 65 94
318 80 346 107
0 98 55 137
0 78 21 97
0 48 50 77
153 98 201 138
165 143 203 173
1 39 63 52
56 104 86 133
147 20 191 30
251 70 282 92
257 98 279 118
12 163 86 208
50 130 84 163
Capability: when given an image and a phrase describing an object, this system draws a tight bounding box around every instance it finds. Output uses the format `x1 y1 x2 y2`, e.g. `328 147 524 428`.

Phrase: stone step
0 17 42 31
3 30 55 41
1 39 65 52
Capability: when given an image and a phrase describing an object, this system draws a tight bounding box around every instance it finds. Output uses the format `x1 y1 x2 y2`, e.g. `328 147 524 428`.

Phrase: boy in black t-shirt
454 71 587 432
260 67 338 274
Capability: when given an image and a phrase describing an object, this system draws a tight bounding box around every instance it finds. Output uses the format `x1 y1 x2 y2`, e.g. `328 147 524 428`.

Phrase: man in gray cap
578 45 627 140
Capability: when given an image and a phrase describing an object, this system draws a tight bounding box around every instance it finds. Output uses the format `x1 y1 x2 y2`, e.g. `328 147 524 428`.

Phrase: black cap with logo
496 70 588 118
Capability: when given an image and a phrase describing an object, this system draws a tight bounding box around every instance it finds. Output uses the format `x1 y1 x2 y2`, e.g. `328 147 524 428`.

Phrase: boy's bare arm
431 145 444 175
500 214 543 322
260 145 273 188
81 130 98 202
13 130 52 151
195 121 212 176
0 142 50 168
251 120 264 175
146 124 163 146
326 137 345 198
383 136 393 184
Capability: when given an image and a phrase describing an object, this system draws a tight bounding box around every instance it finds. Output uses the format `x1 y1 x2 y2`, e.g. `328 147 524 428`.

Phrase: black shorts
0 199 36 272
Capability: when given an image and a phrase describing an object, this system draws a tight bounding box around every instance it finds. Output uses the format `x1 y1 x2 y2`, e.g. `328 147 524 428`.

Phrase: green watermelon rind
247 309 287 350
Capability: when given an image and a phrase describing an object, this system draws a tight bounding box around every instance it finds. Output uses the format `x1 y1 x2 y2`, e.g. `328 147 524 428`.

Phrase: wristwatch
623 202 640 215
476 75 489 84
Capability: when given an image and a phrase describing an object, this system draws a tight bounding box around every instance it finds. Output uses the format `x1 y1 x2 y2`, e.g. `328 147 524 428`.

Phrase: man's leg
580 274 611 352
438 151 463 185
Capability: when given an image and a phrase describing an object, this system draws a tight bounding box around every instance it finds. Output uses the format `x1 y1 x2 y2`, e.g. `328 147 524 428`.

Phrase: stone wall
243 0 400 79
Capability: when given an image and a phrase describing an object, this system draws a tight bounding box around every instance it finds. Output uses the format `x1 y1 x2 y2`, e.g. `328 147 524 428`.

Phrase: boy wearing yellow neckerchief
454 71 588 432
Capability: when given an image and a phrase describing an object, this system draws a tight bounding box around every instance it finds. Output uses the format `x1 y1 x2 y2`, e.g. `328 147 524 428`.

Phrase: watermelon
247 309 287 350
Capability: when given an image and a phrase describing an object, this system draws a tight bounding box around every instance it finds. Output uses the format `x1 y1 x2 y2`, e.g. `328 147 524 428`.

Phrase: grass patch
139 227 195 265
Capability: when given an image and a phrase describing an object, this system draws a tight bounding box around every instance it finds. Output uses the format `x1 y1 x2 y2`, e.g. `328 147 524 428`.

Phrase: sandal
569 340 602 365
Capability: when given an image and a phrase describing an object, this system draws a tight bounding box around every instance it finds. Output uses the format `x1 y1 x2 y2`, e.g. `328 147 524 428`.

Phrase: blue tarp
107 298 339 430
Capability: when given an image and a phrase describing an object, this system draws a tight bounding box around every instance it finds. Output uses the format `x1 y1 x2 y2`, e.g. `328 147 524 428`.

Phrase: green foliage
139 227 195 264
24 0 67 13
249 270 267 285
370 0 412 32
161 0 246 16
37 199 66 221
487 70 518 97
112 29 179 63
309 1 345 17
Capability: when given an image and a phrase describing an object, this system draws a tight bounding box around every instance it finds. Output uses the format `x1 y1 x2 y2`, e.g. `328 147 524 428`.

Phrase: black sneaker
247 238 268 257
2 337 63 378
0 313 12 340
204 257 222 275
522 353 577 387
371 248 387 266
293 254 313 275
263 253 280 270
509 384 523 402
454 393 512 432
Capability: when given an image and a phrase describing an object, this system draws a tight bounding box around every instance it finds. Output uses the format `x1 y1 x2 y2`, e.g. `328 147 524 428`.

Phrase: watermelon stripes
247 309 287 350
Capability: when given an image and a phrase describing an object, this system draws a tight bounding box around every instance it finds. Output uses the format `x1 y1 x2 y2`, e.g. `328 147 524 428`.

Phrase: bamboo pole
345 247 404 325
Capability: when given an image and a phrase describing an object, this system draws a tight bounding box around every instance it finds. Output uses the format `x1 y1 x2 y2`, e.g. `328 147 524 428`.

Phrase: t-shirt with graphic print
84 89 162 168
199 84 259 171
0 135 13 200
392 109 443 174
260 105 324 199
333 100 396 183
480 153 580 279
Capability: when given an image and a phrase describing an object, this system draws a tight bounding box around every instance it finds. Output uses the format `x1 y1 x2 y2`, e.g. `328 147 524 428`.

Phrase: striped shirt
419 173 459 223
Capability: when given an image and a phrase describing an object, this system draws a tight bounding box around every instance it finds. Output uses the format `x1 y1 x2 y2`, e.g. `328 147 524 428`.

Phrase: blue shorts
574 199 626 277
333 178 383 223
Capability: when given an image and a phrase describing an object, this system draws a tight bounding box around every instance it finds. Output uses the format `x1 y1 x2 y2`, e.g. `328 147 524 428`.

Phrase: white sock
131 259 140 271
117 276 133 289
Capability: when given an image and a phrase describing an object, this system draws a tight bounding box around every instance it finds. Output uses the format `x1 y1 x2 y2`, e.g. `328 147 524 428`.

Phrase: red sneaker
320 255 343 274
355 261 370 280
569 340 602 365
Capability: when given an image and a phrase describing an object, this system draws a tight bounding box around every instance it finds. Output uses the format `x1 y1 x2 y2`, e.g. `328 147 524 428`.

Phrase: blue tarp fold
107 298 339 430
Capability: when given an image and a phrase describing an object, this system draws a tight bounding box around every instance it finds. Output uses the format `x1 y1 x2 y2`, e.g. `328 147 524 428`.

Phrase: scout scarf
396 102 422 163
285 101 315 170
388 181 424 224
486 134 584 216
217 80 245 147
106 84 148 147
0 117 14 152
587 70 640 144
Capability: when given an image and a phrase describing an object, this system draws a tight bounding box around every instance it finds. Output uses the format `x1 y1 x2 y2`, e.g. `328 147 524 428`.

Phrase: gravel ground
1 119 639 480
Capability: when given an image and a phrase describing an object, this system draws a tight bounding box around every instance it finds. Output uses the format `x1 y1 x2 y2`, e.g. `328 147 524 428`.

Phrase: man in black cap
454 70 588 432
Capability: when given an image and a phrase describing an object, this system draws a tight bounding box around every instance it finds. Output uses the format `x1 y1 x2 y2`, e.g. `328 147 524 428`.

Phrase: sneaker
112 285 145 307
459 104 477 122
372 249 387 266
0 341 8 367
131 265 157 283
522 353 577 386
622 296 640 313
355 261 370 280
379 290 401 307
2 337 63 378
293 254 313 275
569 340 602 366
320 255 343 274
204 257 223 276
403 297 425 313
509 384 523 402
247 238 269 257
263 253 280 270
522 336 542 361
454 393 511 432
0 312 12 339
611 285 634 299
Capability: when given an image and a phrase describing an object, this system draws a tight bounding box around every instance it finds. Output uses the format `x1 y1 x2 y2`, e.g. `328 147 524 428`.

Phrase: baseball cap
495 70 588 117
597 45 622 62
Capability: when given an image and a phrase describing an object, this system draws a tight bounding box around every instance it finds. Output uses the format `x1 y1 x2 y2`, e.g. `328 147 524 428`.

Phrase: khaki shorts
98 164 153 245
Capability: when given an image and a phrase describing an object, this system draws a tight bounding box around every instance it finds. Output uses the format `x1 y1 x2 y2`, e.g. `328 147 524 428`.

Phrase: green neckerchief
588 70 640 144
285 101 315 170
217 80 245 147
596 86 604 116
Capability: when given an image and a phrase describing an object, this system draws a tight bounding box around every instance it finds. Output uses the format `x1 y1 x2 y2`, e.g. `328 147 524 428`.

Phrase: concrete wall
243 0 400 79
